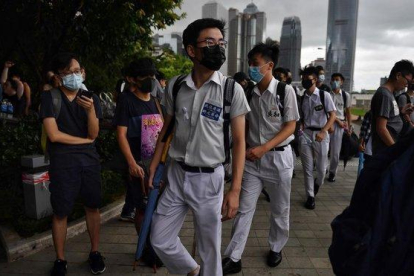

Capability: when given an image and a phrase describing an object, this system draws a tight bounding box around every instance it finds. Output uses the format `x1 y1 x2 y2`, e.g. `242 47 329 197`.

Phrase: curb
0 198 124 262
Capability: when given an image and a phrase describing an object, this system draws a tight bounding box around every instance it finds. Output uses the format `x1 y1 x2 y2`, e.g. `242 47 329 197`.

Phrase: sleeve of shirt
92 94 103 119
376 92 392 119
39 91 55 119
397 94 407 109
230 82 251 119
346 92 352 108
323 91 337 112
114 93 129 127
163 76 178 116
283 85 300 122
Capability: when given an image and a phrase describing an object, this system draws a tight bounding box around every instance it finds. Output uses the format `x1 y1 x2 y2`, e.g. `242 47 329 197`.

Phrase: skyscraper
227 2 267 76
279 16 302 81
202 1 229 75
325 0 359 92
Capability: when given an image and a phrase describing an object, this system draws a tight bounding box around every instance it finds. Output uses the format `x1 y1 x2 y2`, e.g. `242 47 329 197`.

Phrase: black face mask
302 79 314 90
137 78 155 93
199 45 226 71
286 77 292 85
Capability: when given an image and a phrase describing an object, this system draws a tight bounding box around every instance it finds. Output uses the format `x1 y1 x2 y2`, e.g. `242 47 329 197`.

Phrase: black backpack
162 75 235 164
246 81 287 116
395 92 412 137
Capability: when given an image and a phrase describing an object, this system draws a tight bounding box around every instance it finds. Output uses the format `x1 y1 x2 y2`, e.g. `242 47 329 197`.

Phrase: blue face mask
62 73 83 91
331 80 341 90
248 63 269 83
318 74 325 83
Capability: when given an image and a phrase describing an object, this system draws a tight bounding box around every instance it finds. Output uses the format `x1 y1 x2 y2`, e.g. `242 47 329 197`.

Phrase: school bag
329 129 414 275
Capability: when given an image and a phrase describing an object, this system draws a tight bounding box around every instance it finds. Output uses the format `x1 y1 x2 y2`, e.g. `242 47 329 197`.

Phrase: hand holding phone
78 90 94 99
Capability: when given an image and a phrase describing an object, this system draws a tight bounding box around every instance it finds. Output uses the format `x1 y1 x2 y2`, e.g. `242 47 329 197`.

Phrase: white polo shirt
247 77 300 148
163 71 250 168
301 88 336 129
330 89 351 120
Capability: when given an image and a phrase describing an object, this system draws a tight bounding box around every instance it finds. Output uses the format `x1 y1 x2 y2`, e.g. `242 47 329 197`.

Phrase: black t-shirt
40 89 103 169
114 91 163 162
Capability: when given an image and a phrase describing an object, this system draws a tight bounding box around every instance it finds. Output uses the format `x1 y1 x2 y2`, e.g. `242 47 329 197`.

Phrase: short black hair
389 59 414 80
125 57 156 78
8 67 22 79
233 72 249 83
274 67 288 76
156 70 165 81
285 68 291 73
300 66 319 78
331 73 345 81
316 65 325 74
183 18 226 54
51 52 79 74
248 42 280 66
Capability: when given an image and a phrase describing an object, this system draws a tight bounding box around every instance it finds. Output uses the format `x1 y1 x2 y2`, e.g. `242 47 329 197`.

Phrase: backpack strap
223 77 235 164
162 75 186 142
276 82 287 117
319 89 329 119
153 96 164 122
406 93 411 104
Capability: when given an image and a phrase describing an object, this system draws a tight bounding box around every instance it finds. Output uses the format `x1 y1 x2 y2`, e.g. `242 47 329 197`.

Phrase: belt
269 145 288 151
306 127 322 131
177 162 216 173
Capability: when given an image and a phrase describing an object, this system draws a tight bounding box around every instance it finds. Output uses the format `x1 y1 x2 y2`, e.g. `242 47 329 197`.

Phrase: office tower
153 33 183 55
227 2 267 76
325 0 359 92
279 16 302 81
202 1 229 75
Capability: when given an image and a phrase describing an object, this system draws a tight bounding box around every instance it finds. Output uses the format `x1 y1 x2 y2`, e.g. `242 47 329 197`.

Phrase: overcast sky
157 0 414 91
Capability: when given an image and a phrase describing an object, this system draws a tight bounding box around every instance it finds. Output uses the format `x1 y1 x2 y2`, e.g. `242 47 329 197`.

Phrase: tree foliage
0 0 184 97
154 49 193 81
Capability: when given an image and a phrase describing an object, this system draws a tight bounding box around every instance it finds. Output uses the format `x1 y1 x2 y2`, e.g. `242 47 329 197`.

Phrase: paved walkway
0 160 358 276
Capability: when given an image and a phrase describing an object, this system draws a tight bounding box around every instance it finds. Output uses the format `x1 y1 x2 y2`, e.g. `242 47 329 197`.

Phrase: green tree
154 50 193 81
0 0 184 98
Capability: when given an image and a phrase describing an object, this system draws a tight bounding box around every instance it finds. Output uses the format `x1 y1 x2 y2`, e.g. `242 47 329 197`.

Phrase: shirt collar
183 71 222 90
253 77 278 96
305 87 320 98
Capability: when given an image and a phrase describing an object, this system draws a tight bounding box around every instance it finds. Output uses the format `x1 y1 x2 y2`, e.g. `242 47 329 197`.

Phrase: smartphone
78 90 94 99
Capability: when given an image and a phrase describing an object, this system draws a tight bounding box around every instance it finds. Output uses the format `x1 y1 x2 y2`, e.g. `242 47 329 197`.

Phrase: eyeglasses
196 38 228 49
59 70 82 77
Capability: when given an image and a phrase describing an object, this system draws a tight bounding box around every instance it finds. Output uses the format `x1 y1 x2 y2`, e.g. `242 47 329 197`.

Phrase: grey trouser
224 146 293 261
329 124 344 175
299 129 330 197
151 160 224 276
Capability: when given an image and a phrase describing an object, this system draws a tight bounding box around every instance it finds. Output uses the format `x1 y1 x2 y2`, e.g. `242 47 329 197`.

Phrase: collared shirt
163 71 250 168
301 88 336 129
330 89 351 120
247 77 300 148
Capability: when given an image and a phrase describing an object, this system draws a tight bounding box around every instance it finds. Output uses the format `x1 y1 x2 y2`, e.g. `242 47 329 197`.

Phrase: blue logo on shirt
201 103 222 121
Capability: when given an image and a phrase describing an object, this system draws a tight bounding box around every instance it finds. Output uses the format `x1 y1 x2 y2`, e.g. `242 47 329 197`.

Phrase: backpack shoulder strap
152 96 164 122
276 82 287 116
223 77 236 164
342 90 348 116
406 93 411 104
50 88 62 119
319 89 329 119
162 75 186 142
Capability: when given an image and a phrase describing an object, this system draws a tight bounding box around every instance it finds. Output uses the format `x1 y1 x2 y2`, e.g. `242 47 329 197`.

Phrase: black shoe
327 173 336 183
89 251 106 275
222 257 242 275
305 196 315 210
314 179 320 196
51 259 67 276
267 250 282 267
120 211 135 222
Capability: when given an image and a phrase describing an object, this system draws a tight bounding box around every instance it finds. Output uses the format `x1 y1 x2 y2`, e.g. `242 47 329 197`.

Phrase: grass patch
351 108 367 117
